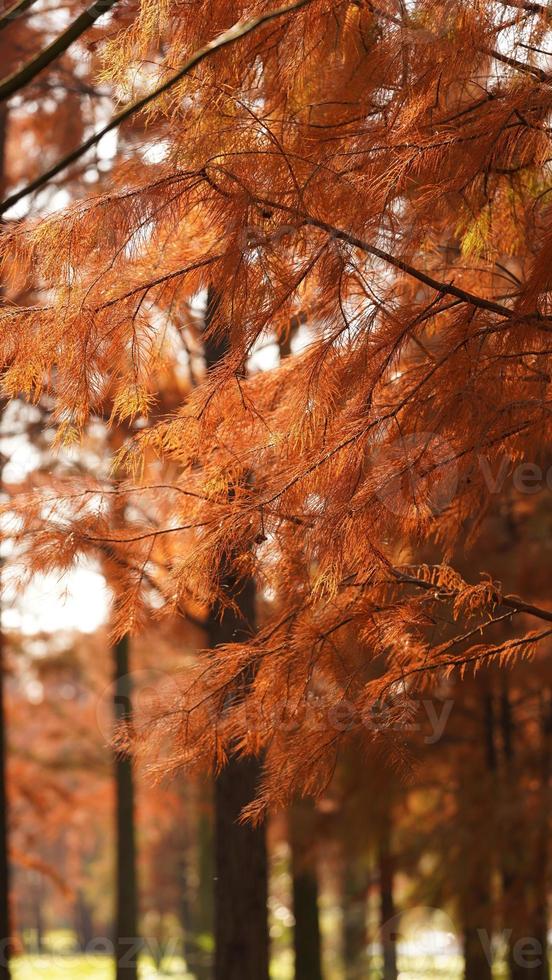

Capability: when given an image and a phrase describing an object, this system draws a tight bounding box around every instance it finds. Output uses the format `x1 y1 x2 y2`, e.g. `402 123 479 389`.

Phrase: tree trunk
182 782 214 980
214 755 269 980
75 889 94 952
209 582 269 980
458 687 495 980
0 633 11 980
0 105 12 980
179 851 194 974
204 287 269 980
290 799 323 980
378 822 397 980
32 874 44 954
341 855 368 980
498 680 534 980
114 635 139 979
497 678 550 979
524 689 552 980
463 926 492 980
194 799 214 979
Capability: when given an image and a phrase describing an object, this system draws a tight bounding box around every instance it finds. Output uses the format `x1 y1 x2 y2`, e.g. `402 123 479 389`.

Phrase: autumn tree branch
382 628 552 692
484 46 548 80
0 0 314 214
0 0 40 33
390 566 552 626
248 194 516 319
495 0 550 14
0 0 121 103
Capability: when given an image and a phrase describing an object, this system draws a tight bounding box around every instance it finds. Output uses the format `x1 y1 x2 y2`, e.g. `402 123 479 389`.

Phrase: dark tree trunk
213 755 269 980
181 782 214 980
341 855 368 980
498 681 534 980
463 926 492 980
378 822 397 980
0 633 11 980
209 584 269 980
496 678 549 979
75 889 94 952
459 687 495 980
32 874 44 954
114 635 139 979
179 851 194 973
290 799 323 980
194 799 215 979
523 689 552 980
204 287 269 980
0 105 12 980
535 689 552 980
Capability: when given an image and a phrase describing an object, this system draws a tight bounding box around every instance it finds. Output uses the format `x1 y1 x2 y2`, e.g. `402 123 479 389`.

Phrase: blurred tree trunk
499 680 534 980
497 678 550 979
180 851 194 973
341 855 368 979
0 629 11 980
0 103 12 980
75 889 94 952
204 288 269 980
459 688 494 980
378 821 397 980
209 579 269 980
280 321 323 980
527 688 551 980
463 927 492 980
290 799 323 980
534 687 552 980
32 874 44 954
114 635 139 979
194 797 214 979
182 782 214 980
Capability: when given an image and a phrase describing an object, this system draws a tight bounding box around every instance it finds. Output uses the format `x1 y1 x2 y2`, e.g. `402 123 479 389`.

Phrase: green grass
12 954 191 979
7 954 480 980
13 957 112 979
9 951 526 979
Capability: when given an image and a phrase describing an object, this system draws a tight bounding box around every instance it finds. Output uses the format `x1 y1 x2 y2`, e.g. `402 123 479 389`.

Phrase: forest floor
9 952 517 978
12 955 191 978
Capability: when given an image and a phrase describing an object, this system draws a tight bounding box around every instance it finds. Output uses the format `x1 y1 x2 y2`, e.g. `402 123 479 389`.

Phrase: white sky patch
142 139 170 164
4 565 109 636
97 127 119 161
3 441 41 484
2 194 31 221
248 339 279 373
43 188 72 214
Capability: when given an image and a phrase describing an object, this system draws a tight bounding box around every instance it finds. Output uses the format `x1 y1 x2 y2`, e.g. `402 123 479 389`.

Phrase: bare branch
0 0 121 103
391 566 552 626
0 0 314 214
250 194 517 319
0 0 40 33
